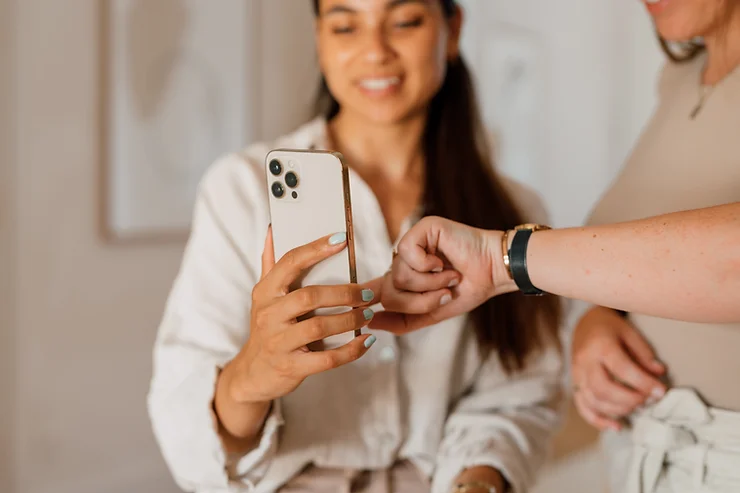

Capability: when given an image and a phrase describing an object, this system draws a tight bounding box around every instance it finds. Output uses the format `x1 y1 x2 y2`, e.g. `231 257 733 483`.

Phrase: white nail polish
448 278 460 288
432 266 444 273
440 294 452 306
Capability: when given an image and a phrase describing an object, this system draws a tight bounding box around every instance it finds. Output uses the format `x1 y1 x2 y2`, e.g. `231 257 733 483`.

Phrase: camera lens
271 182 285 198
269 159 283 176
285 171 299 188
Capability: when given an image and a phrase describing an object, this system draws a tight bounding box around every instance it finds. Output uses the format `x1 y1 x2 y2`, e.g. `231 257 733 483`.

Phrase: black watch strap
509 229 545 296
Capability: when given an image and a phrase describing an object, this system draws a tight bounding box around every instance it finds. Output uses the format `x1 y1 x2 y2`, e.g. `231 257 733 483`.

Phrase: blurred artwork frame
99 0 254 243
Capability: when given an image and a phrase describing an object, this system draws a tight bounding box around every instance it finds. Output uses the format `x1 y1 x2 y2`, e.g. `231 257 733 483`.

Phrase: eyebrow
323 0 429 16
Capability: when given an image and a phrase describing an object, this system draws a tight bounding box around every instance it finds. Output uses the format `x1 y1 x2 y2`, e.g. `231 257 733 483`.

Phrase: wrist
453 465 505 493
215 362 271 439
223 354 269 405
486 230 518 297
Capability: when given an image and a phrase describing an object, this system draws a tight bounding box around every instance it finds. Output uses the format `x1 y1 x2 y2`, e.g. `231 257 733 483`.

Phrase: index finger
263 232 348 296
603 349 666 399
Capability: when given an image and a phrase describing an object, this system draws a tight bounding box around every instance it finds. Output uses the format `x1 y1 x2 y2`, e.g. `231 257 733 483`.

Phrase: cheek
317 39 356 87
403 31 449 92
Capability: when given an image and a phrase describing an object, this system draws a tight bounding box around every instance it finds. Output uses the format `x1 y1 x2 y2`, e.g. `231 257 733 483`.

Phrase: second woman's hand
215 228 380 449
372 216 515 334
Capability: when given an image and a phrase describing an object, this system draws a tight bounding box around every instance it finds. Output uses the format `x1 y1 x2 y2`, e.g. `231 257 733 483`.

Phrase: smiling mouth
358 76 401 92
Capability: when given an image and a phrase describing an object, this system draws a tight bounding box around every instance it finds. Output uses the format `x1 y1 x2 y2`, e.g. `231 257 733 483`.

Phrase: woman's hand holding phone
214 228 379 450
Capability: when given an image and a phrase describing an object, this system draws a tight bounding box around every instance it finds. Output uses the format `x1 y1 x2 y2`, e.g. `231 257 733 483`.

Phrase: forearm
526 203 740 322
214 361 272 455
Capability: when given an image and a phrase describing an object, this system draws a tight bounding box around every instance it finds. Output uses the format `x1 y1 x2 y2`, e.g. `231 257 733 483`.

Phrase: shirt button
378 346 397 363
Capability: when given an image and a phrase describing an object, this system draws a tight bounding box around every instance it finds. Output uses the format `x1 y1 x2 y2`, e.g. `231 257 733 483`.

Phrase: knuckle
397 240 412 257
321 352 339 370
306 317 326 341
341 286 356 305
299 287 319 309
348 343 363 361
393 267 409 288
345 312 360 331
282 250 298 268
251 285 261 305
253 308 270 330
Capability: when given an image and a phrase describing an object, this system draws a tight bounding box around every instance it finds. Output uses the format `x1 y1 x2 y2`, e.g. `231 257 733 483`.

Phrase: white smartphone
265 149 358 350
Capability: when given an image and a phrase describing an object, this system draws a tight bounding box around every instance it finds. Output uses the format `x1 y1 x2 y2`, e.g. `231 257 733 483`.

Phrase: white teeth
359 77 400 91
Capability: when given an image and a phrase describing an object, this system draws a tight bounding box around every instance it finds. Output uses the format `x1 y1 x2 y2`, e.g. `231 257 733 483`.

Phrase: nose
362 26 393 64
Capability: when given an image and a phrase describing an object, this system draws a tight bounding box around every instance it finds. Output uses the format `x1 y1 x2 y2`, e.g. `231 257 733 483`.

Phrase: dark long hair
312 0 561 372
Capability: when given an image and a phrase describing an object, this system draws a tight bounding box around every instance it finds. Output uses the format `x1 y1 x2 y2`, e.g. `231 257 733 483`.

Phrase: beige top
147 118 564 493
587 54 740 410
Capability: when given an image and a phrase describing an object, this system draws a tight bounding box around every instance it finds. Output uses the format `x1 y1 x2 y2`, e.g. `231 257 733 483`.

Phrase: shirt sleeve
432 339 565 493
146 154 282 492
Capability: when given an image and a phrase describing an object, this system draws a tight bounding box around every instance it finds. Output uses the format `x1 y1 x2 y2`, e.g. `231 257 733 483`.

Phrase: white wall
12 1 184 491
1 0 18 489
458 0 663 227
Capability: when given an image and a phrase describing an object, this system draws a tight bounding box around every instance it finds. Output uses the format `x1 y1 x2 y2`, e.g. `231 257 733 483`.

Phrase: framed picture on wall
99 0 257 242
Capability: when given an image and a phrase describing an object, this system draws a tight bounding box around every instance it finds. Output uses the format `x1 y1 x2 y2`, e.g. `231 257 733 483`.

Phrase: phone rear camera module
285 171 299 188
269 159 283 176
271 182 285 198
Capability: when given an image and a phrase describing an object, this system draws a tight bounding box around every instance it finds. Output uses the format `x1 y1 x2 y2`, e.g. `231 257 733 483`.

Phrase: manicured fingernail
364 309 374 321
448 278 460 288
362 289 375 302
651 387 665 399
329 232 347 245
440 294 452 306
364 335 377 348
432 266 444 273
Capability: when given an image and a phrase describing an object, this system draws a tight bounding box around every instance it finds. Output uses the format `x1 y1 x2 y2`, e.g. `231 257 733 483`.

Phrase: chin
656 20 702 41
652 8 713 41
354 103 422 126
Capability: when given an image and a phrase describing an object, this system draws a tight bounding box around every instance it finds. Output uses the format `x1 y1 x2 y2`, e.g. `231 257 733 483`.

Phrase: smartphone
265 149 358 350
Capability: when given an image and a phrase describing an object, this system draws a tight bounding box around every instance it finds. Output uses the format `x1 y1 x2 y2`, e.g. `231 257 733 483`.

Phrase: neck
702 8 740 85
327 110 427 183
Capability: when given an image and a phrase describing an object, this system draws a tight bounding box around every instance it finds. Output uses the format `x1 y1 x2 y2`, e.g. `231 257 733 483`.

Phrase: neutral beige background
1 0 18 490
10 1 185 491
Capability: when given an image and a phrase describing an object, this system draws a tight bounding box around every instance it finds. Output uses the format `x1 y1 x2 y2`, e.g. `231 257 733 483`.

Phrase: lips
644 0 670 15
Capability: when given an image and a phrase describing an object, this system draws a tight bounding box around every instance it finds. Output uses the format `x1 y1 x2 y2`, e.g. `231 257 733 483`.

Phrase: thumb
261 224 276 280
621 325 665 375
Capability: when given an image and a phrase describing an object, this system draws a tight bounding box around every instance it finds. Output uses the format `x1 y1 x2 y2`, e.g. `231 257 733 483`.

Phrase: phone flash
288 160 297 168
